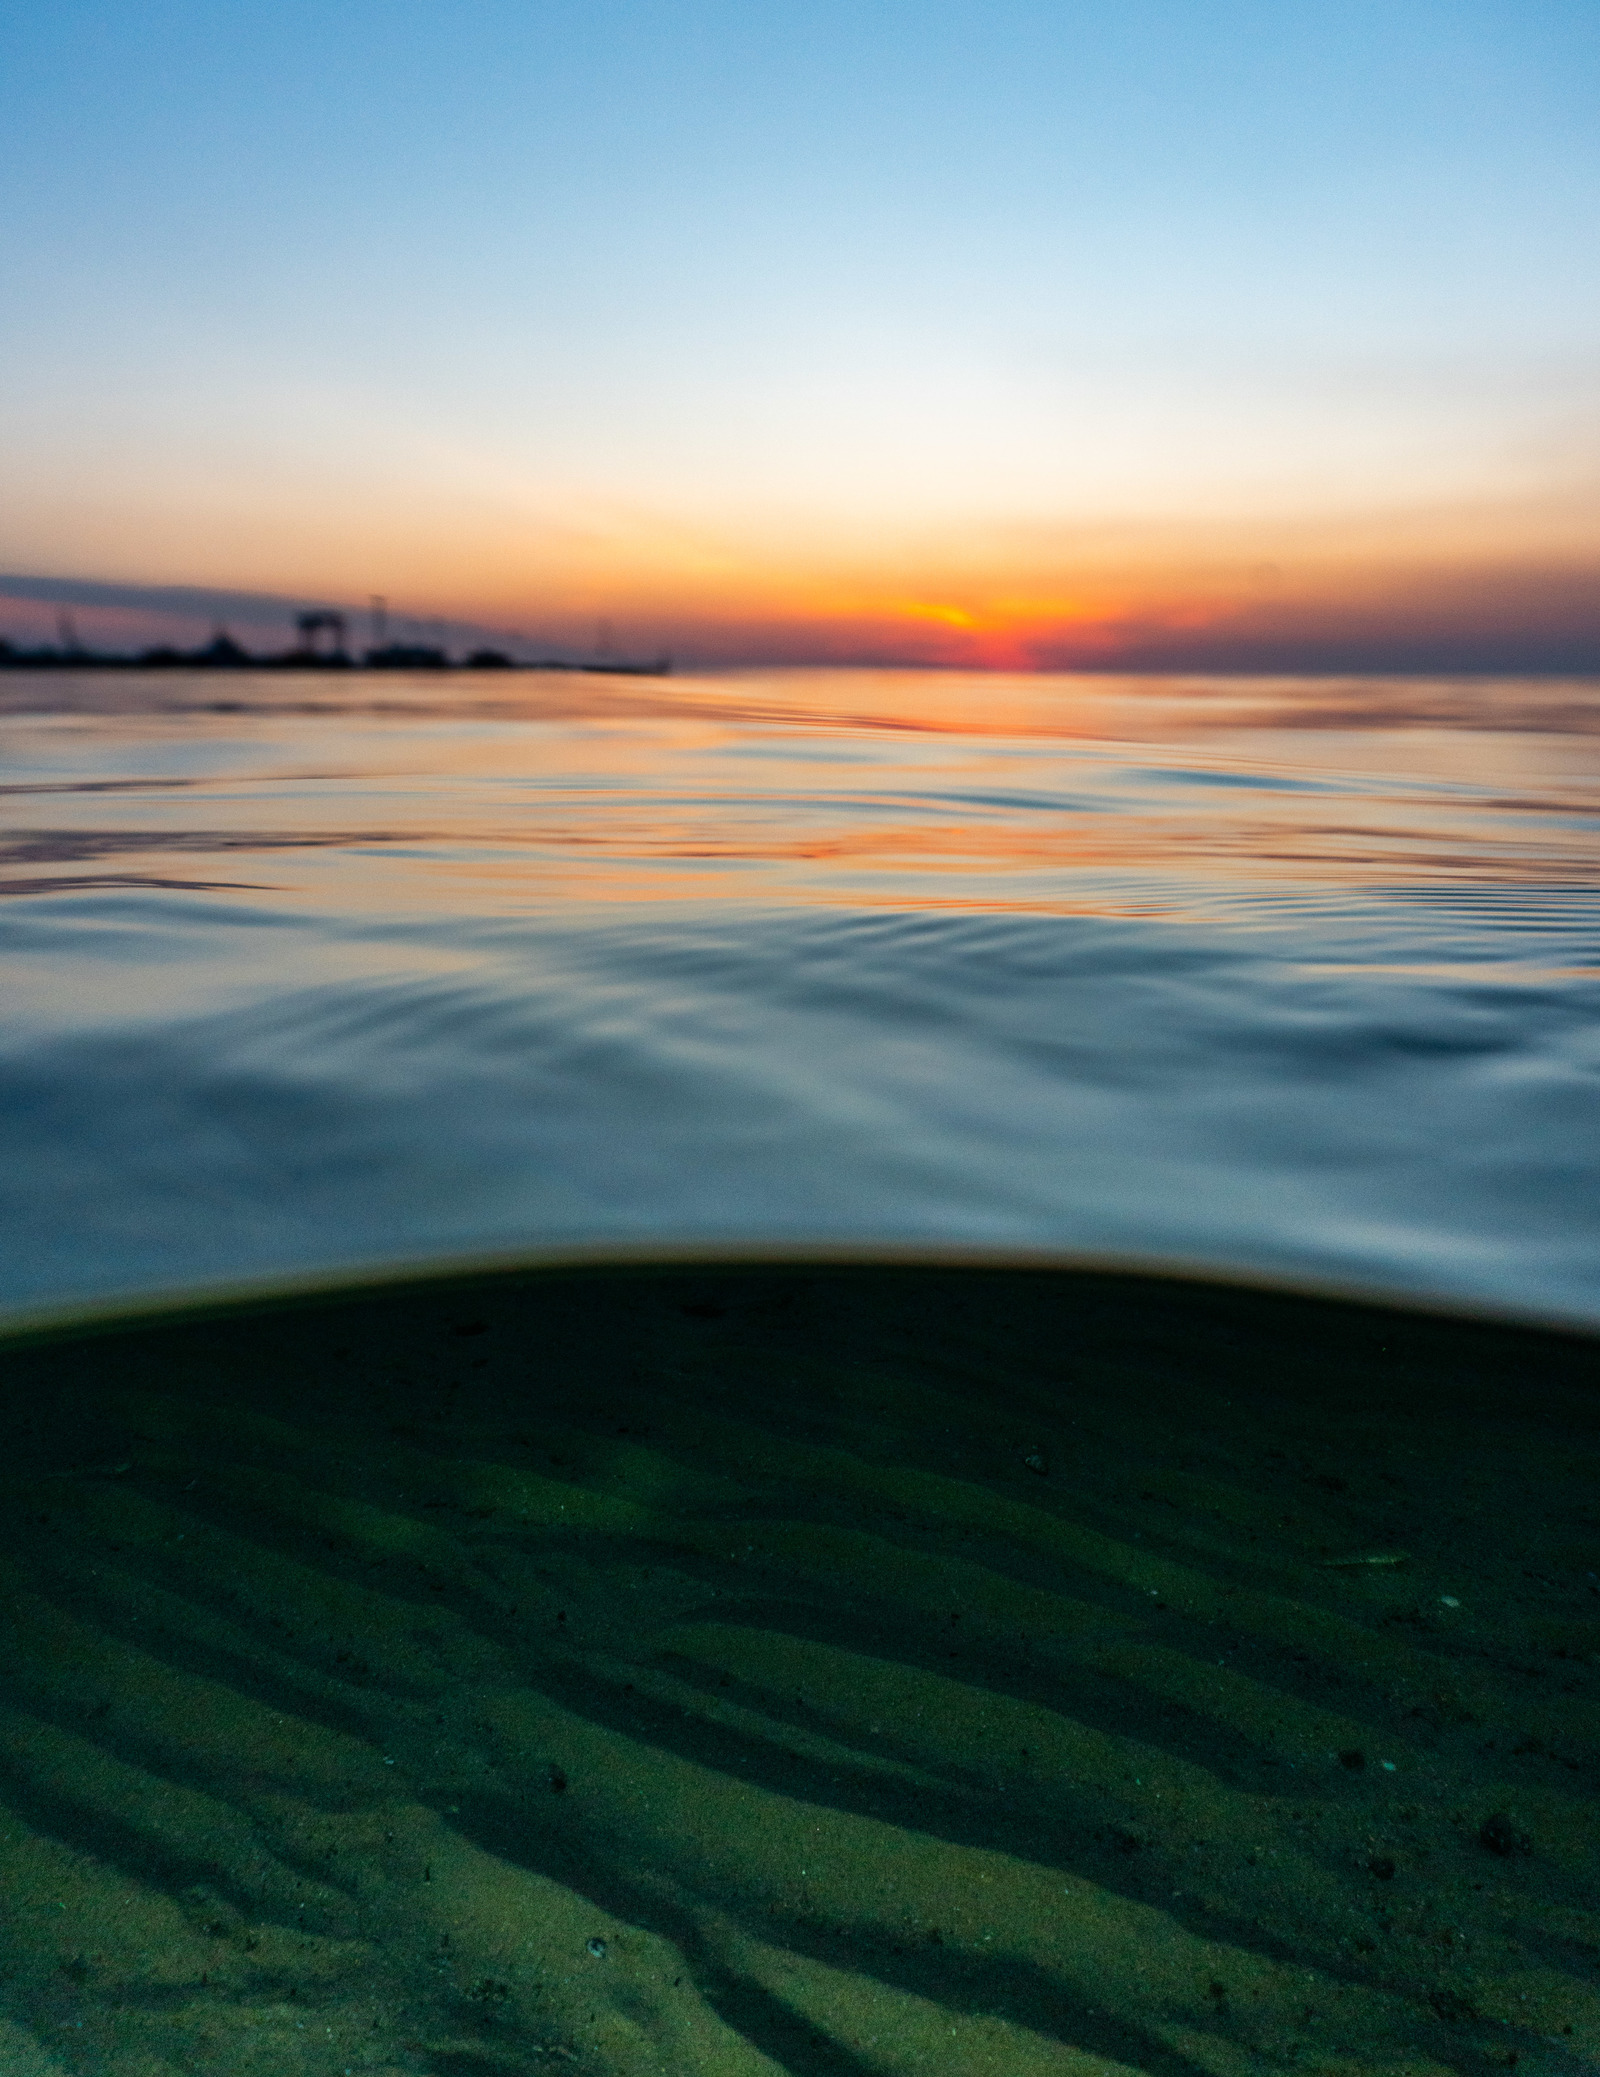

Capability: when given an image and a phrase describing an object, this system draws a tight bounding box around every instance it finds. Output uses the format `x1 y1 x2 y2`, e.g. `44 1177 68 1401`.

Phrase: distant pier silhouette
0 609 670 676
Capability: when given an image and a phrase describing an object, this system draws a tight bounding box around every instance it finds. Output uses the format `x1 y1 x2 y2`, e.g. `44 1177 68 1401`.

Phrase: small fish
1316 1550 1410 1569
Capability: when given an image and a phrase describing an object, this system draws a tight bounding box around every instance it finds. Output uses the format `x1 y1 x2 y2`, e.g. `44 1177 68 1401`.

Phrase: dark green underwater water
1 1262 1596 2075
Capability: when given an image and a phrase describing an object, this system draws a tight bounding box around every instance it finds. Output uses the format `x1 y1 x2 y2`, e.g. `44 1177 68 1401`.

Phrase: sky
2 0 1597 669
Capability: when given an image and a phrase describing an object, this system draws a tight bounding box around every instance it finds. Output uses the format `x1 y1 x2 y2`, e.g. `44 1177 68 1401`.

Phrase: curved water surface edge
3 663 1597 1343
3 894 1596 1327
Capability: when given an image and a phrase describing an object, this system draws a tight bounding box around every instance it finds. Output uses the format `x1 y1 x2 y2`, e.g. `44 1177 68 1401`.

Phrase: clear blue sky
3 0 1597 663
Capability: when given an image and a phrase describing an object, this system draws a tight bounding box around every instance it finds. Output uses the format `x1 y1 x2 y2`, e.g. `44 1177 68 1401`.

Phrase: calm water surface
2 667 1597 1321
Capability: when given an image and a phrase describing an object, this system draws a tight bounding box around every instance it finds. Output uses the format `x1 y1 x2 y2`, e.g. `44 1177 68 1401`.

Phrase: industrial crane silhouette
294 610 348 659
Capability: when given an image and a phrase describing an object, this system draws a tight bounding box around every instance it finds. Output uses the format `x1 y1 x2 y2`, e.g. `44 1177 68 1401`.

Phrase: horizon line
4 569 1600 678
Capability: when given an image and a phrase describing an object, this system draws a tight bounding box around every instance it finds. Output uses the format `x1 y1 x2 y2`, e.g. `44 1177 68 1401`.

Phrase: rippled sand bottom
0 1263 1596 2076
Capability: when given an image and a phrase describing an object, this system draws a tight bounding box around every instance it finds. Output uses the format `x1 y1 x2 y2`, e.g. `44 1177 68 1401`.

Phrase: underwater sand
0 1261 1596 2076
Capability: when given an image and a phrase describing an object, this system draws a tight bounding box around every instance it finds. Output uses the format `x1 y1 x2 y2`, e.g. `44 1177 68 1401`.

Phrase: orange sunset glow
22 483 1582 674
3 0 1596 673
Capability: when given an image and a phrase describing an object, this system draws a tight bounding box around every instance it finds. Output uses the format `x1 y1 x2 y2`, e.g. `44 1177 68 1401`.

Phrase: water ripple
0 668 1597 1322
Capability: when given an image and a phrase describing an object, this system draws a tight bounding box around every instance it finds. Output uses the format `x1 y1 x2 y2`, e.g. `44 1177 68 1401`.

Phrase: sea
2 664 1597 1326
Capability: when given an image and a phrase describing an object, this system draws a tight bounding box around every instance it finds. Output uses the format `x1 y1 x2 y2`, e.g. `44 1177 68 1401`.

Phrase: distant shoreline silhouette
0 631 671 676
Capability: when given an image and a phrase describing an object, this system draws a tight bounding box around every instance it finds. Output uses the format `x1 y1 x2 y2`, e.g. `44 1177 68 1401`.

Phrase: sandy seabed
0 1261 1596 2077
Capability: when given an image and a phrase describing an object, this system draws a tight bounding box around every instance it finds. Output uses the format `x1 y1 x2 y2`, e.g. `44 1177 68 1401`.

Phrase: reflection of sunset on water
6 670 1596 926
5 660 1598 1333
